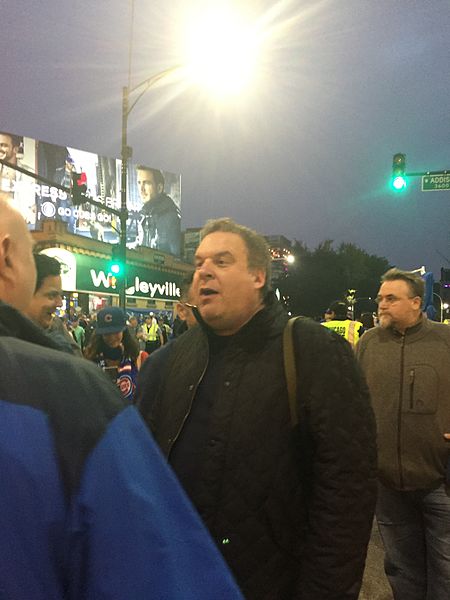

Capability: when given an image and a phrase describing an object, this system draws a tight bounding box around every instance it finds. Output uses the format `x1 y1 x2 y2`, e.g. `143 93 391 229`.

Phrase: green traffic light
392 175 407 191
110 263 122 275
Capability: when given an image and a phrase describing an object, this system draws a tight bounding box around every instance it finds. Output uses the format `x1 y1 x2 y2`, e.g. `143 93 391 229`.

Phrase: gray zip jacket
356 317 450 490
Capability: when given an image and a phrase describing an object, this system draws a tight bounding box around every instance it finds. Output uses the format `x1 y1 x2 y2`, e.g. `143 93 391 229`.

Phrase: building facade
32 220 192 319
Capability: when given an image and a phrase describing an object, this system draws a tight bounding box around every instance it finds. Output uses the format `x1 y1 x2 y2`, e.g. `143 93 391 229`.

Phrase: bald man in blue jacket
0 197 242 599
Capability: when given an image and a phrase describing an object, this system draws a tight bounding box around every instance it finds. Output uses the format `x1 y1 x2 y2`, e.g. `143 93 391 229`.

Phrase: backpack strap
283 316 300 427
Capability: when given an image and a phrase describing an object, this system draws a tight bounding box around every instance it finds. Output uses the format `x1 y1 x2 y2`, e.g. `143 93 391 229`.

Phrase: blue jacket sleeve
67 406 243 600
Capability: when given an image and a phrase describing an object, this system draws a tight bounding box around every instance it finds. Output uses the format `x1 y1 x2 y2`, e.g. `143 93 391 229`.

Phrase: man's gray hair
200 218 272 297
381 268 425 300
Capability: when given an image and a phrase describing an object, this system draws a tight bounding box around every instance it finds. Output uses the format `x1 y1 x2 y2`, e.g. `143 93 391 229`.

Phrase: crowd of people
20 252 190 403
1 196 449 600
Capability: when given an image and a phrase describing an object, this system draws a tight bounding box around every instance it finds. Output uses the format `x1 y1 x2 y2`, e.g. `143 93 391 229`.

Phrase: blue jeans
376 481 450 600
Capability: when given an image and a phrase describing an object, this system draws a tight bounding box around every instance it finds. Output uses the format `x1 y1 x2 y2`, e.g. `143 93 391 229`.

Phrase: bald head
0 197 36 311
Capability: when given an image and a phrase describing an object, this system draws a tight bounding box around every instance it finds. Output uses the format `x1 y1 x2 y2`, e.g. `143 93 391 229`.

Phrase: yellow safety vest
144 322 158 341
322 319 362 346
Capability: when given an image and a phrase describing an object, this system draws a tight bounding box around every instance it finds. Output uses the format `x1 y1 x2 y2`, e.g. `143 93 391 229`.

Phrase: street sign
422 172 450 191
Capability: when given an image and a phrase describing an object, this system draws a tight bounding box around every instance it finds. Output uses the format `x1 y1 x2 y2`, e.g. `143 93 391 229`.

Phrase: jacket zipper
397 335 405 488
409 368 415 410
167 358 209 458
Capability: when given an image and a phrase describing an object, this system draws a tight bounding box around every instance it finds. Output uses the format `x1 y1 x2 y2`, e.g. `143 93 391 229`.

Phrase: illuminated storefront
39 246 186 318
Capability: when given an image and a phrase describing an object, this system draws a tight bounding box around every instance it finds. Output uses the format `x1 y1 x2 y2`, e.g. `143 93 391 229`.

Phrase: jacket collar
141 193 175 216
388 314 433 342
194 291 288 351
0 300 61 351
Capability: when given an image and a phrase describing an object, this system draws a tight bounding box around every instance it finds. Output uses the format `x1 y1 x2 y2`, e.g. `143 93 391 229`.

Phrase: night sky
1 0 449 277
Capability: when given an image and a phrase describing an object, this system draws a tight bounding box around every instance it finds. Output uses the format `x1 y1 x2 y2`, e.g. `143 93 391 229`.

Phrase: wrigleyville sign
42 248 182 300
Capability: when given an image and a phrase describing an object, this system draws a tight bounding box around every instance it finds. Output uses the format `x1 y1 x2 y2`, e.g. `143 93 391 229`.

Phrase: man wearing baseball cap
322 301 364 347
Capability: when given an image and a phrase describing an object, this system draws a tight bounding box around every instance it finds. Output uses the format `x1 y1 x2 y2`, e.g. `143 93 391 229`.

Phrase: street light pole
118 85 135 308
119 85 131 309
433 292 444 322
118 66 181 309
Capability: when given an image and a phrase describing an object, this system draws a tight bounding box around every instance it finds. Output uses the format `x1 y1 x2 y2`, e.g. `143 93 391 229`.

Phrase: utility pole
119 86 131 309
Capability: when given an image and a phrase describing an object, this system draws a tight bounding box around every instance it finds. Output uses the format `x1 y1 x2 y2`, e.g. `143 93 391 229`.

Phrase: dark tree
277 240 390 318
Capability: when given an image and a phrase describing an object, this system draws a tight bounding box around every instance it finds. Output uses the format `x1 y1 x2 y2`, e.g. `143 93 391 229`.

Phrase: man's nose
54 294 63 308
197 262 214 280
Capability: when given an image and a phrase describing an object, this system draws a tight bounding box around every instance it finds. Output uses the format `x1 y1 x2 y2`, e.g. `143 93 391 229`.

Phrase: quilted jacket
138 296 377 599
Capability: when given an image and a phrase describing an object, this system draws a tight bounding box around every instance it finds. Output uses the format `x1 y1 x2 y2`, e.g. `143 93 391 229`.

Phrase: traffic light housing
109 244 124 276
391 153 407 191
71 171 88 205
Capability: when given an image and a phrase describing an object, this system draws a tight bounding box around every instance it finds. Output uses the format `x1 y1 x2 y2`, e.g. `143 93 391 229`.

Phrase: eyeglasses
375 294 418 305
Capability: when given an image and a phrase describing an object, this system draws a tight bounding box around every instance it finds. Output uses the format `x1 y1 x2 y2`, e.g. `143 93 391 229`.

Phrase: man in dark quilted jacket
137 217 377 600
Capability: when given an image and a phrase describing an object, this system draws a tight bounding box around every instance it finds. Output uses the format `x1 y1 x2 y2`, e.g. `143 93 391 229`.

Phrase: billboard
0 131 181 256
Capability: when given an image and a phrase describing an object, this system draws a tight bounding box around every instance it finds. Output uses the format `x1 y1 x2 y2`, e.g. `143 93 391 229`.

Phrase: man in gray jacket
356 267 450 600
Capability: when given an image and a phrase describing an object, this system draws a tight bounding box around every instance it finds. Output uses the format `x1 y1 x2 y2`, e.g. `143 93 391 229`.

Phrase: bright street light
182 5 264 98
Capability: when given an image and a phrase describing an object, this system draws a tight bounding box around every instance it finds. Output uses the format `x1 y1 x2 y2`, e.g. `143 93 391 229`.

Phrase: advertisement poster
0 130 181 256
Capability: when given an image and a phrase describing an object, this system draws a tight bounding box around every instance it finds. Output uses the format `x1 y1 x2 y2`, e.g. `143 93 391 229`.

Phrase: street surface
359 522 393 600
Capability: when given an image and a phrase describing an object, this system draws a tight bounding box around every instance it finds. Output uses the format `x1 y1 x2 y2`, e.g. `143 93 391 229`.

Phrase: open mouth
200 288 218 297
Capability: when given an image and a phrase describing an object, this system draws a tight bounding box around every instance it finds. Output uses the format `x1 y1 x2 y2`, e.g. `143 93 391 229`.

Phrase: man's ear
0 234 12 270
252 269 266 291
0 235 14 295
412 296 422 311
176 302 187 321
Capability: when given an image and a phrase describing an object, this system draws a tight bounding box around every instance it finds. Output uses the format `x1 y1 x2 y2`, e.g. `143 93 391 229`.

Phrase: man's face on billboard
0 134 18 164
137 169 161 204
